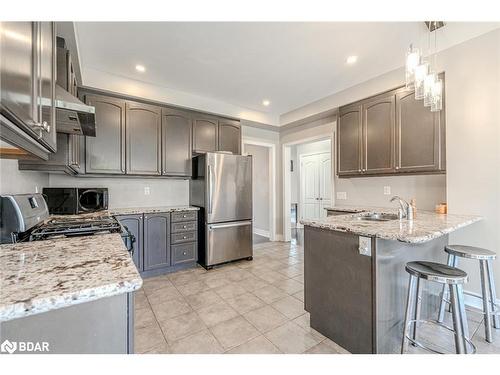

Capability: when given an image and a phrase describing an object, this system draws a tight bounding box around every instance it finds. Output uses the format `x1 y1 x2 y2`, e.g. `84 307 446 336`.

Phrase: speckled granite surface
110 206 199 216
323 205 369 213
0 234 142 322
302 209 482 244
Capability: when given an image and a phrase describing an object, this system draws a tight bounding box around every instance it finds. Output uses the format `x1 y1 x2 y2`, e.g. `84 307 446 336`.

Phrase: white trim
253 228 270 238
282 133 334 242
463 289 500 311
242 137 277 242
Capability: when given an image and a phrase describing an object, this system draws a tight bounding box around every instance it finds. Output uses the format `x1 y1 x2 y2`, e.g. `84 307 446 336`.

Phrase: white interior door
300 152 332 221
301 155 320 220
319 154 332 218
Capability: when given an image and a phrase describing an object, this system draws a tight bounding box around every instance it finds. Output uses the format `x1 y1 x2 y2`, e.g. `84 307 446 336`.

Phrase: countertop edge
0 277 143 323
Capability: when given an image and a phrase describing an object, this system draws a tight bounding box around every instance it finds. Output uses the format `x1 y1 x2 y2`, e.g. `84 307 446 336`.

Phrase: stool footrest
404 319 476 354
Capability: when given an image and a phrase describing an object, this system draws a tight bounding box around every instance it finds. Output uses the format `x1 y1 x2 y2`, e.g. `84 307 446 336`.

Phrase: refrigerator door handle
207 164 214 215
208 220 252 230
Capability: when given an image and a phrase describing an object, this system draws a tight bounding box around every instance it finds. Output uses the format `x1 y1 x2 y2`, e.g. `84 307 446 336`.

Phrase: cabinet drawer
171 211 197 222
171 221 197 233
171 231 197 244
171 243 197 265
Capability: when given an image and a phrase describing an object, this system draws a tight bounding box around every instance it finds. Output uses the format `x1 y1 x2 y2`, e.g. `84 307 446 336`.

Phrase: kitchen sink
357 213 400 222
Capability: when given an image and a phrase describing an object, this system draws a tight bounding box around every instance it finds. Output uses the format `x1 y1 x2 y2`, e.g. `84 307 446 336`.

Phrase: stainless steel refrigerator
190 152 253 269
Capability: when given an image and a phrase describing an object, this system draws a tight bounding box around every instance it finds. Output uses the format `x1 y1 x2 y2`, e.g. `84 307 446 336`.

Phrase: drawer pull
183 236 187 239
183 215 186 218
183 251 187 255
183 225 187 229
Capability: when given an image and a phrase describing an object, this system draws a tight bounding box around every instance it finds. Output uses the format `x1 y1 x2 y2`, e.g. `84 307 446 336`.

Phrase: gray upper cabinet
396 87 446 173
0 22 57 155
143 213 170 271
193 115 218 153
85 95 126 174
337 80 445 178
362 93 395 174
161 108 192 176
126 101 161 175
218 119 241 154
337 104 362 176
117 214 143 272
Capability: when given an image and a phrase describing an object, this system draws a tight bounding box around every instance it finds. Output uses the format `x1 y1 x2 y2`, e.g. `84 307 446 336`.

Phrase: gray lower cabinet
126 101 161 175
117 214 143 272
396 86 446 172
218 119 241 154
85 94 126 174
143 213 171 271
362 93 395 174
161 108 192 176
193 115 218 153
337 104 362 176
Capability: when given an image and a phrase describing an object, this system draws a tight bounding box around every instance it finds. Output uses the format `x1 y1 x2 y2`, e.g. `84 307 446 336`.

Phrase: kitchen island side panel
304 226 374 354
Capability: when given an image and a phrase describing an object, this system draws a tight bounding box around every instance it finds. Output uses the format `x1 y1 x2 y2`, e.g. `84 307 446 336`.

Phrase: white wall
244 144 270 235
48 174 189 209
0 159 49 195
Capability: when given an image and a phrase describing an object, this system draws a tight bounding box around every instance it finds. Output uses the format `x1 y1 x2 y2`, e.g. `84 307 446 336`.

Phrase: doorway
283 137 333 243
242 138 276 244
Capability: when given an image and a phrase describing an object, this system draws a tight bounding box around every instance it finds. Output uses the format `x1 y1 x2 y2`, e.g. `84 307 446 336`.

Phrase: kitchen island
0 233 142 354
301 208 481 354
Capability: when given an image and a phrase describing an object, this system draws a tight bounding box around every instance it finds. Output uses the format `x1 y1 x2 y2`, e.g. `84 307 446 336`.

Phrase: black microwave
42 188 108 215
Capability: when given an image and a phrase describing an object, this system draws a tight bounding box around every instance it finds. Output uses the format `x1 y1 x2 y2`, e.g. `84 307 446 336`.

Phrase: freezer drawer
206 220 252 267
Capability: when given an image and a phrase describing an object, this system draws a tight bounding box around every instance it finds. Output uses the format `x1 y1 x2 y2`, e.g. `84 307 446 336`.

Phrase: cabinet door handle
182 251 187 256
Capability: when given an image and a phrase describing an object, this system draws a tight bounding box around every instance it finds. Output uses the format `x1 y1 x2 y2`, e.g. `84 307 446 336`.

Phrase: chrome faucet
390 196 414 220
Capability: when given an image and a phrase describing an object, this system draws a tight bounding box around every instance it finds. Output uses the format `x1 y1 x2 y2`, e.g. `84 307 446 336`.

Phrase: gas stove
30 216 123 241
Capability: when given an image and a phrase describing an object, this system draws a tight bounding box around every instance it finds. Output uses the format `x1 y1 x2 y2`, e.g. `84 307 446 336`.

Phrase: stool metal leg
480 260 493 343
456 284 470 351
401 275 417 354
486 260 500 329
411 277 422 344
449 284 467 354
438 253 456 322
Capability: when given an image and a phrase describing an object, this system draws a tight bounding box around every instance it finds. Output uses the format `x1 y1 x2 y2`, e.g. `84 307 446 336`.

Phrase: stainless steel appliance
190 152 253 269
0 193 133 252
43 187 108 214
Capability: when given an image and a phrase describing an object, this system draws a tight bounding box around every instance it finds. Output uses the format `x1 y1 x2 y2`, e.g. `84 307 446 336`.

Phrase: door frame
282 134 334 242
242 137 277 241
299 151 332 226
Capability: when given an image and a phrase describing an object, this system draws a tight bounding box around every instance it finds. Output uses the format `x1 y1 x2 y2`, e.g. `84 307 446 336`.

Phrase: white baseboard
464 289 500 310
253 228 270 238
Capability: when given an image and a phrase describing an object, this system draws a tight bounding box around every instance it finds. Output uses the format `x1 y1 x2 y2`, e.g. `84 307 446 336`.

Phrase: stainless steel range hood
55 85 96 137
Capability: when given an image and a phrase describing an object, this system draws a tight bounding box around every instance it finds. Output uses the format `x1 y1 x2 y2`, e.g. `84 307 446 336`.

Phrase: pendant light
405 44 421 89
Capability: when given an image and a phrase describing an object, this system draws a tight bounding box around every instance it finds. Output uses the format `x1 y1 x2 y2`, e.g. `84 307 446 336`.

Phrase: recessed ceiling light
135 65 146 72
262 100 270 106
346 56 358 64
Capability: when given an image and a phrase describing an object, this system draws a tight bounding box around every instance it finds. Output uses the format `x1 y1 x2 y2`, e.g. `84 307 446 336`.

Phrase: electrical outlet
144 187 151 196
383 186 391 195
359 236 372 256
35 186 39 193
336 192 347 200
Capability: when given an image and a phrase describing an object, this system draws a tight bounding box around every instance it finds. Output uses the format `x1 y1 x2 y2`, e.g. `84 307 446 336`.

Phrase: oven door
77 189 108 213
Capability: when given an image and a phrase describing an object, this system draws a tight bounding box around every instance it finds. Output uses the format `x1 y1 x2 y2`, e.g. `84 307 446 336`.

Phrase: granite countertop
0 233 142 322
109 205 199 216
323 205 370 213
302 208 482 244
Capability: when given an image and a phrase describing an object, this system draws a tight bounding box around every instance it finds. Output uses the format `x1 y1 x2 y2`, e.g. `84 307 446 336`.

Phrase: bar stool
402 261 475 354
437 245 499 343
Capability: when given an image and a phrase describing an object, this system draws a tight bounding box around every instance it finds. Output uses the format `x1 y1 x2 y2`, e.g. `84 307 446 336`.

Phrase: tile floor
134 239 500 354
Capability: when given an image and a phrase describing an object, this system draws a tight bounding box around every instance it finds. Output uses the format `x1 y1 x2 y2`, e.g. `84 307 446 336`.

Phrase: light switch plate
144 187 151 196
383 186 391 195
336 192 347 200
359 236 372 256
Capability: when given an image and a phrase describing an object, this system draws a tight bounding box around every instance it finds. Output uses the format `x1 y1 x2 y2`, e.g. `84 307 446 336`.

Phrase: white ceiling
75 22 499 124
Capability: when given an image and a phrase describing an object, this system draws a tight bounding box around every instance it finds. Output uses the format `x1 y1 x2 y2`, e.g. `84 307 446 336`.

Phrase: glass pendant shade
423 72 437 107
414 62 428 100
430 79 443 112
405 45 420 88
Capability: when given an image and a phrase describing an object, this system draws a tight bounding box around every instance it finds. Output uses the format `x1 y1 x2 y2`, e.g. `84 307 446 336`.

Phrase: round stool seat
405 261 468 284
445 245 496 260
